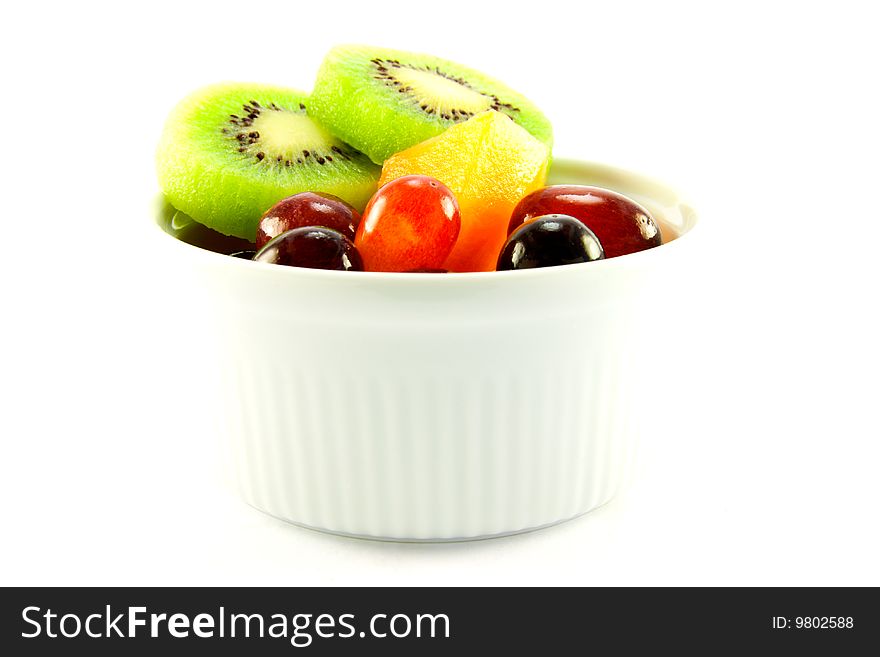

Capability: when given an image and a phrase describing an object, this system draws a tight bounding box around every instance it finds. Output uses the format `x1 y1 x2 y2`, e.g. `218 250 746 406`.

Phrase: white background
2 0 878 586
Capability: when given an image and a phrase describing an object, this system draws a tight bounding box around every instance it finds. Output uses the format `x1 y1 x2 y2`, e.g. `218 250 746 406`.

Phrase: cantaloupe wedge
379 111 550 272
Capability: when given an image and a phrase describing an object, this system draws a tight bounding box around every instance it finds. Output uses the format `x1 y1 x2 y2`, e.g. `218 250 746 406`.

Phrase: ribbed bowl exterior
155 160 696 541
222 313 638 540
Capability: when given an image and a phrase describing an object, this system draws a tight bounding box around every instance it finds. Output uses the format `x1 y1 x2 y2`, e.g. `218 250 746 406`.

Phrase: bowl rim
150 158 698 284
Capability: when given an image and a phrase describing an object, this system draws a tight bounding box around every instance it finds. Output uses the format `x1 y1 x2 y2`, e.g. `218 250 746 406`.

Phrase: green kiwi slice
309 45 554 164
157 83 381 240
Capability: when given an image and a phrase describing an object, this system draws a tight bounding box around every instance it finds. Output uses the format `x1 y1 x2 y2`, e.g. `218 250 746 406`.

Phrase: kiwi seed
224 100 357 167
369 58 520 121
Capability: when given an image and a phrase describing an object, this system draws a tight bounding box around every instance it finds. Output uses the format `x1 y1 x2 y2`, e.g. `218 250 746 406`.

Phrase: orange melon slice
379 111 550 272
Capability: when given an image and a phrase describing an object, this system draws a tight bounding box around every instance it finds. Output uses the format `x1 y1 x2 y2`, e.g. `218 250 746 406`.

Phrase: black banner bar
1 587 874 654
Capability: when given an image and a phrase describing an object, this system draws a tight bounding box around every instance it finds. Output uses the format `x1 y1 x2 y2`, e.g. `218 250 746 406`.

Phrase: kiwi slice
309 45 553 164
157 83 380 240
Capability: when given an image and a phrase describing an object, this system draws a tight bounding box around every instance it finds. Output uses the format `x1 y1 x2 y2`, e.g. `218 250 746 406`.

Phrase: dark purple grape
254 227 364 271
496 214 604 271
257 192 361 248
229 250 257 259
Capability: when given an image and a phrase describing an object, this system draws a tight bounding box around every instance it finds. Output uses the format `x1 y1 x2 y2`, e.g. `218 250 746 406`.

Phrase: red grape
355 175 461 272
508 186 661 258
257 192 361 248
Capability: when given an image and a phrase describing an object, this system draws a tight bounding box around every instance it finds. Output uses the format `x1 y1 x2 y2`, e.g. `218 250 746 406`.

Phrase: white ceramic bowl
152 160 697 541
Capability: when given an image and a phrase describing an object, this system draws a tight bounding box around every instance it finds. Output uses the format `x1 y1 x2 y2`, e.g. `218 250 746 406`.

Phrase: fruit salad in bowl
153 45 697 541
